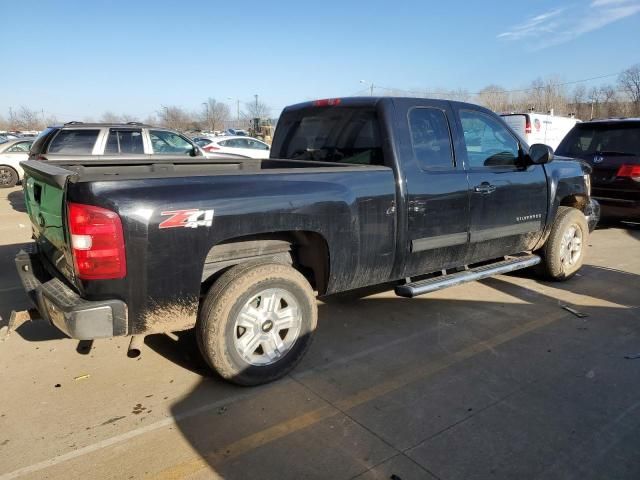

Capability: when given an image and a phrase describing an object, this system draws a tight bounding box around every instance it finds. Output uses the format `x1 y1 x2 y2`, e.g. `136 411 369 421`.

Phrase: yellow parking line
152 309 567 479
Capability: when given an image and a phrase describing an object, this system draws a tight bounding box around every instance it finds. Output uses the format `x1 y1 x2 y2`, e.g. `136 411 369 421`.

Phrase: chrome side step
395 254 541 298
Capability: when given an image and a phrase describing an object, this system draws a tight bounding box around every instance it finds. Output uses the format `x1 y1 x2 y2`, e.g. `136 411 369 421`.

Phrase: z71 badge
159 209 214 229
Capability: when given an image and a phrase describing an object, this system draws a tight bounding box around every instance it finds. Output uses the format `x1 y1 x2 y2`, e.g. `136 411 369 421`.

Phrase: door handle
473 183 496 194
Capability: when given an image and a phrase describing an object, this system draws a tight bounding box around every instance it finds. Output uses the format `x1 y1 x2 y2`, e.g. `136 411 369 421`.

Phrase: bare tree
159 105 193 131
100 111 122 123
8 106 43 130
618 64 640 115
243 99 271 120
121 113 140 123
477 85 509 112
201 98 231 132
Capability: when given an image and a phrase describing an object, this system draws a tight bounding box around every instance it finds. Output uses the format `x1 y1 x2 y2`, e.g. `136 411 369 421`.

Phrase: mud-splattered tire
537 206 588 281
0 166 18 188
197 262 317 386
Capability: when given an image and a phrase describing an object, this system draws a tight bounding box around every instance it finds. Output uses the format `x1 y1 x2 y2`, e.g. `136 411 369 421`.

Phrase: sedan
0 138 34 187
200 136 270 159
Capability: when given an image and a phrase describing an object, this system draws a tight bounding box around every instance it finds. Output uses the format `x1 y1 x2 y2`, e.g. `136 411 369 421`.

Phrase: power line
368 70 626 97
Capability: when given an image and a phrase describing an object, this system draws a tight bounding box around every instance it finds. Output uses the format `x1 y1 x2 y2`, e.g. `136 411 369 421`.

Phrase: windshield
556 123 640 157
274 107 384 165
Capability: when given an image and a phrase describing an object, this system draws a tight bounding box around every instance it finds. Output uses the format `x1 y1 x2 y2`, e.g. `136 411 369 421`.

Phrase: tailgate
21 160 78 283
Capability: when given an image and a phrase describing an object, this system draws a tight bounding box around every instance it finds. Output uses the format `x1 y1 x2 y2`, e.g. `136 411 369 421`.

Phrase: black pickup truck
14 97 599 385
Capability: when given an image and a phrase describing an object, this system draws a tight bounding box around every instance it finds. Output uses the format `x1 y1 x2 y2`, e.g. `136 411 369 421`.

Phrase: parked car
0 138 34 187
555 118 639 222
225 128 248 136
14 97 598 386
501 112 579 150
200 135 270 159
29 122 203 159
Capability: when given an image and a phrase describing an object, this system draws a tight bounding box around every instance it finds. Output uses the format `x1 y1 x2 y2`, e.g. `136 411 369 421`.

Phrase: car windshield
0 136 7 144
556 123 640 157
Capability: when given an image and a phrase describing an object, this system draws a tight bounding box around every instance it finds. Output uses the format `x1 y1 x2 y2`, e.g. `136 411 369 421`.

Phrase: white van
500 113 579 151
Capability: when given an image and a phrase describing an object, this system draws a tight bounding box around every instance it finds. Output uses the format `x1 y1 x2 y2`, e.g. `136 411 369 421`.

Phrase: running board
395 254 541 298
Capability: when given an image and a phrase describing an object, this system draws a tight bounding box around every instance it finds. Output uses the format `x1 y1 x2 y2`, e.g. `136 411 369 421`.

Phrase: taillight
524 116 532 134
616 164 640 181
67 202 126 280
203 145 220 152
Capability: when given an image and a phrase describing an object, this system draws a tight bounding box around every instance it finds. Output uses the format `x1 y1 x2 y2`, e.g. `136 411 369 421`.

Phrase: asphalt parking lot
0 186 639 480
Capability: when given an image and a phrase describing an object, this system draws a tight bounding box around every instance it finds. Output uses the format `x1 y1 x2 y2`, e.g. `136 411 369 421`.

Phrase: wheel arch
201 231 330 295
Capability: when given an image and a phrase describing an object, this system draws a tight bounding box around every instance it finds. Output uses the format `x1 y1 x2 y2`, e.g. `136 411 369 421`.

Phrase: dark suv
29 122 202 160
556 118 640 222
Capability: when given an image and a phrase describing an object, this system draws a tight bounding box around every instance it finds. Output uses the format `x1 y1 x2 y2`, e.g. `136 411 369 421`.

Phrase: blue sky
1 0 639 120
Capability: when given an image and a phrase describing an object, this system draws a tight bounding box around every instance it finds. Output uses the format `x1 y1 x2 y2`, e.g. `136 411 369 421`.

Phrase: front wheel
537 206 588 281
197 262 317 386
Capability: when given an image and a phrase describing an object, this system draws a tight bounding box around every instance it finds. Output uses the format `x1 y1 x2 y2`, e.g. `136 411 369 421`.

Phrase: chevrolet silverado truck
13 97 599 385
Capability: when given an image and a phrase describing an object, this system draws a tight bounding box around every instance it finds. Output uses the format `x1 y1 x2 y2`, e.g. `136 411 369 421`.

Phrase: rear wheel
0 166 18 188
537 207 588 281
197 262 317 385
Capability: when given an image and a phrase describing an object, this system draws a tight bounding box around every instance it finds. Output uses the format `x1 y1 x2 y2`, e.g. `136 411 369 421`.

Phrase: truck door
394 99 471 278
452 106 547 263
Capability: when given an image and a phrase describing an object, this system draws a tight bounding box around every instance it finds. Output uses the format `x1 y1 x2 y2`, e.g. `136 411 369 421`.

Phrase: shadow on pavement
165 265 640 479
7 189 27 213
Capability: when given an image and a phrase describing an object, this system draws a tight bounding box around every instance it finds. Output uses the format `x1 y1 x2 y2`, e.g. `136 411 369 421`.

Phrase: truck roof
284 96 485 111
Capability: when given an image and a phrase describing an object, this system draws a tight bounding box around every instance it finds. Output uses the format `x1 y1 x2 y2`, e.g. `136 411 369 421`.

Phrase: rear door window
48 129 100 154
105 129 144 154
408 108 454 169
275 107 384 165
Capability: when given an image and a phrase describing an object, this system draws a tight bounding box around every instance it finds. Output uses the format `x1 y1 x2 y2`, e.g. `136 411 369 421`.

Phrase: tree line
2 64 639 133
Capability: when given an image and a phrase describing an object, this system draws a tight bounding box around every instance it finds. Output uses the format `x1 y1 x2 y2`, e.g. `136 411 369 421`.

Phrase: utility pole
201 102 210 131
359 80 374 96
254 94 259 114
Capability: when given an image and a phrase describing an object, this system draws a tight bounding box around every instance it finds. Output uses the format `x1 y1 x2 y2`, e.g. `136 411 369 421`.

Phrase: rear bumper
584 199 600 232
594 196 640 221
15 248 128 339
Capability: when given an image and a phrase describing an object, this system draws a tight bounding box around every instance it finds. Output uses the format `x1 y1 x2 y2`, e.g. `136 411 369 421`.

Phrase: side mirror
189 146 201 157
528 143 554 165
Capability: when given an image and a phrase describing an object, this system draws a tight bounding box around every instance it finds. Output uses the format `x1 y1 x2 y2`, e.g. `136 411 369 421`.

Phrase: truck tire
197 262 317 385
0 166 18 188
538 206 588 281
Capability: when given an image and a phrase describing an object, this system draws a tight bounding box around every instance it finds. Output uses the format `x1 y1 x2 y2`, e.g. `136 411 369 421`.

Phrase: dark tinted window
275 107 383 165
409 108 454 169
30 127 58 154
556 123 640 157
105 129 144 154
460 110 519 168
48 129 100 154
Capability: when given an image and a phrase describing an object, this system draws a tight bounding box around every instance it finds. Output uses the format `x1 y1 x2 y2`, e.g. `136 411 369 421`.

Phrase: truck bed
22 156 386 186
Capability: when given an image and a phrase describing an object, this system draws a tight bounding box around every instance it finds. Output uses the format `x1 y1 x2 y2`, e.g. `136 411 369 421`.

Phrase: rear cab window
48 129 100 154
274 106 384 165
